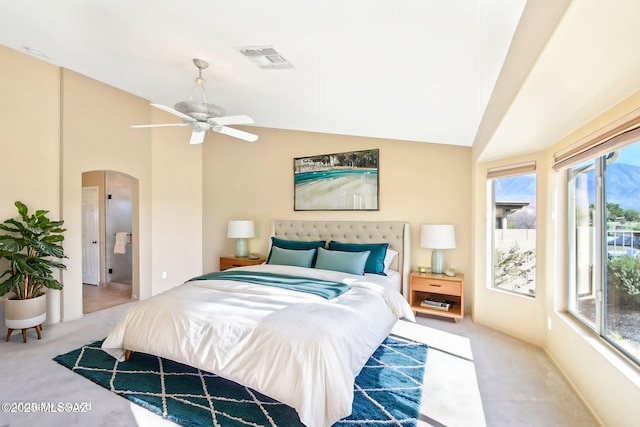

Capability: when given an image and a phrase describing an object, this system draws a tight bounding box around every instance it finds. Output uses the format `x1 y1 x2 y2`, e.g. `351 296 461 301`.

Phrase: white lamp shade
227 220 255 238
420 224 456 249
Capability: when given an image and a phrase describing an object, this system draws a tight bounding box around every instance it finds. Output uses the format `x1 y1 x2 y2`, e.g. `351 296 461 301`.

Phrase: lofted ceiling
1 1 639 162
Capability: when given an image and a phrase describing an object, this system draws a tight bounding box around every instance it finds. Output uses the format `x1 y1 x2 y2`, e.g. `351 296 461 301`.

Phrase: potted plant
0 201 66 342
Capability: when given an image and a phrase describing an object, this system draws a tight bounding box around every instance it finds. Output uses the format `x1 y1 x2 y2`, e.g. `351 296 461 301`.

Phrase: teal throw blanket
190 270 350 300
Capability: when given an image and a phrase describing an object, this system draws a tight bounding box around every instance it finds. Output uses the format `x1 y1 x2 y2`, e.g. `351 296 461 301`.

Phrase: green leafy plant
607 254 640 308
495 244 536 290
0 201 67 300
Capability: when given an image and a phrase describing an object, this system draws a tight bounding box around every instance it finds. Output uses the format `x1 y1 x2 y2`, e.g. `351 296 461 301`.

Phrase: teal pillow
315 247 370 275
268 237 326 264
328 241 389 275
267 246 316 268
270 237 326 250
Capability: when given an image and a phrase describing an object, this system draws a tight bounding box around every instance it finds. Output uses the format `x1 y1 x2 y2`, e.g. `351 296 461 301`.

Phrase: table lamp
420 224 456 274
227 220 255 258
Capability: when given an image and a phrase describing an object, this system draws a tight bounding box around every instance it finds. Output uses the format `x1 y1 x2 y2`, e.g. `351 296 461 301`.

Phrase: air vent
237 46 294 69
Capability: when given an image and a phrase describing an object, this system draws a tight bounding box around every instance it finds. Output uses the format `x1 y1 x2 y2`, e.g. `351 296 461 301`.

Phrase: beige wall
472 90 640 426
201 128 473 306
0 48 60 210
60 68 152 320
1 45 203 322
542 91 640 427
150 109 202 294
473 151 547 345
0 46 62 321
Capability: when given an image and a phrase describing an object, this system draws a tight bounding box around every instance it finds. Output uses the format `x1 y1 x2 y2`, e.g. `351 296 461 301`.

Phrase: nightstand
219 256 265 271
409 271 464 322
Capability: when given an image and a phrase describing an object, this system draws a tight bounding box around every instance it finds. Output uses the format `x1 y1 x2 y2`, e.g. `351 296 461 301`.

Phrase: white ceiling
2 1 640 162
0 0 526 146
476 0 640 162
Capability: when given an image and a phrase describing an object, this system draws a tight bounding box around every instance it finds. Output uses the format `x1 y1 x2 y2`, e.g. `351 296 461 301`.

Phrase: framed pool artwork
293 149 379 211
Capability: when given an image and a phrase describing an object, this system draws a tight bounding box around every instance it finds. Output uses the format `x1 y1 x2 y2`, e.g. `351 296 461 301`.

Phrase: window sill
488 286 536 299
558 311 640 386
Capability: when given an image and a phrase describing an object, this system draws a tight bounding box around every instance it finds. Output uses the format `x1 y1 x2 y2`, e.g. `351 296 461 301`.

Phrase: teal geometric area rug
53 336 428 427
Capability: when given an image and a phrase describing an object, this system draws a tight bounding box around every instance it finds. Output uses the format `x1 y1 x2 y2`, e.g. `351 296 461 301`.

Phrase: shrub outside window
489 165 537 296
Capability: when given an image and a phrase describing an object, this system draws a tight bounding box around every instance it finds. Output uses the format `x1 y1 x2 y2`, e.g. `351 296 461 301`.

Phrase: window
488 163 537 296
565 129 640 366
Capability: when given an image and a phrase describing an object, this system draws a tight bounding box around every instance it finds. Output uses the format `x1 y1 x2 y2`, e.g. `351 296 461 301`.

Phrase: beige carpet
0 301 597 427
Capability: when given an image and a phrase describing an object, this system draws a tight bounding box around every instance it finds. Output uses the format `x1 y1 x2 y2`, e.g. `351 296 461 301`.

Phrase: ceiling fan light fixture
174 101 225 121
172 59 227 120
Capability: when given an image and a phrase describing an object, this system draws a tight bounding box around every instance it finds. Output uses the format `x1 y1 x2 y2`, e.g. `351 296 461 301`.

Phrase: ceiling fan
132 58 258 144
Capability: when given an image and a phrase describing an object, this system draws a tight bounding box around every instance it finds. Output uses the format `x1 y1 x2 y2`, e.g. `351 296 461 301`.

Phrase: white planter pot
5 293 47 329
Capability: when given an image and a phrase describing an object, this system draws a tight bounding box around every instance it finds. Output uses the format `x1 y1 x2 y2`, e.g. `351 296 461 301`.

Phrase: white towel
114 232 129 254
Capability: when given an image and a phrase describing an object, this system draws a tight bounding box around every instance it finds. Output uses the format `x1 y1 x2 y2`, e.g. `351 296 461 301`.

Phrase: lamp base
431 249 445 274
235 238 248 258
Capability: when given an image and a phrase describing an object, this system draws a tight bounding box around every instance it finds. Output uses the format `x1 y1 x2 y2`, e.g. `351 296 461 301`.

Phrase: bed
102 220 414 427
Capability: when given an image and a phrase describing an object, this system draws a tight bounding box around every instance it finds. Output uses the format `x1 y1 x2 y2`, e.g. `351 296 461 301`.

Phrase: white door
82 187 100 285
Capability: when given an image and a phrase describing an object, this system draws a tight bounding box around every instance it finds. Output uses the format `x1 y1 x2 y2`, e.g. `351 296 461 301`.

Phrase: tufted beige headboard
270 220 411 297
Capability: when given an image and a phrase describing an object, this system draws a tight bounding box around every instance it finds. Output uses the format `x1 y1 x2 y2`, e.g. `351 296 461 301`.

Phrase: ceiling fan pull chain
197 67 208 104
187 78 208 104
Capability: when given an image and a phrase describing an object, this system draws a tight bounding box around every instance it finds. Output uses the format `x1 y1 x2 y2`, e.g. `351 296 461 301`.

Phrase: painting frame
293 148 379 211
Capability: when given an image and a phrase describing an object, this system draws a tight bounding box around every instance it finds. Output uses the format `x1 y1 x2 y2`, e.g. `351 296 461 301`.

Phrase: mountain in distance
578 162 640 211
494 162 640 211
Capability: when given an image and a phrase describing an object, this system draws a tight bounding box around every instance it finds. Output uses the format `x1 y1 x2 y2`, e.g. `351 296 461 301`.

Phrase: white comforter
102 264 414 427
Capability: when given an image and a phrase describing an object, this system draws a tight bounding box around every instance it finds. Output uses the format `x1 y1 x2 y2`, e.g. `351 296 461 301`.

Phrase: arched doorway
82 170 138 313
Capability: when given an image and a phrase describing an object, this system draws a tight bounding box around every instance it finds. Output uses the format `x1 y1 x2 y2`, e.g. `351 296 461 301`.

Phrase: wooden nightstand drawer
220 256 265 271
409 272 464 322
410 276 461 296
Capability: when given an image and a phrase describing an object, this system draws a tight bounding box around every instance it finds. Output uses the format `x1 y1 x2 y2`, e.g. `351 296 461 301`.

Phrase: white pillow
383 249 399 272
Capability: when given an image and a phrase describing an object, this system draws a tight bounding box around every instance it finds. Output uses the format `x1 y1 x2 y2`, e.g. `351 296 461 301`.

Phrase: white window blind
553 108 640 171
487 161 536 179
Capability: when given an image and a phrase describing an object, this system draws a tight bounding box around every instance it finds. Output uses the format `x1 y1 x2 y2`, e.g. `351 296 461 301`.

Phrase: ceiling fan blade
215 126 259 142
208 115 254 126
150 103 195 122
189 130 206 145
131 123 190 128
